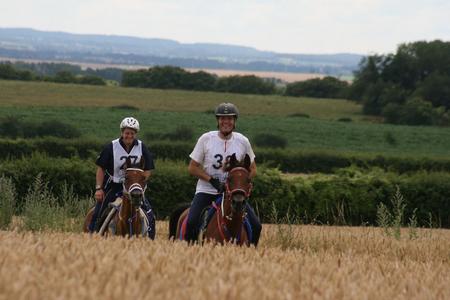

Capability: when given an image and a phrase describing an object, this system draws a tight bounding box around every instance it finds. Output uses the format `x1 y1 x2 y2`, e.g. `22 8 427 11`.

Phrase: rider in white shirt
186 103 262 245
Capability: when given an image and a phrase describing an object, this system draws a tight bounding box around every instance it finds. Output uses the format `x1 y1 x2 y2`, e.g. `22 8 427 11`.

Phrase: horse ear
125 156 131 169
244 154 251 170
229 153 237 167
140 156 145 169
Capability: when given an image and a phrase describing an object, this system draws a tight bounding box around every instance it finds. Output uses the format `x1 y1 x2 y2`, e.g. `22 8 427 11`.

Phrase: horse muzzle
126 184 144 207
231 192 247 213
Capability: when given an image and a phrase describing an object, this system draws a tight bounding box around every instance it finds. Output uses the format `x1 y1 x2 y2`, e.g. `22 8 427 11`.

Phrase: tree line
1 60 350 97
121 65 352 97
0 63 107 86
348 40 450 125
121 66 277 94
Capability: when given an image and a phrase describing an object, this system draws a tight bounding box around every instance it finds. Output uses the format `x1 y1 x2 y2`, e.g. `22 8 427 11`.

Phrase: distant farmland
187 68 327 82
0 57 329 82
2 80 450 158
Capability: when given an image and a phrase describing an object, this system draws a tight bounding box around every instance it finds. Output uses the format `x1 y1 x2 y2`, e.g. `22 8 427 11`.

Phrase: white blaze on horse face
231 193 246 203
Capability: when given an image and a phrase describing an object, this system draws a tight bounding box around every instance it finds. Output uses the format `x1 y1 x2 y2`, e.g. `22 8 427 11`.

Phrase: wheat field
1 223 449 300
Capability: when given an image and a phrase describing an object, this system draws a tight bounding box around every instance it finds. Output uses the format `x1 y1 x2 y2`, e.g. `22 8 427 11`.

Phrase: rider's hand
94 189 104 202
209 177 224 193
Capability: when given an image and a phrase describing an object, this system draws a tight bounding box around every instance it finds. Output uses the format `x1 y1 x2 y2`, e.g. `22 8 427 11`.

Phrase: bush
1 154 450 227
215 75 276 95
253 134 288 149
0 154 95 210
288 113 310 118
78 75 106 86
383 131 397 146
5 137 450 174
110 104 140 111
382 97 447 126
21 175 92 232
163 125 194 141
143 126 195 143
337 117 352 122
35 120 81 138
52 71 77 83
0 63 34 81
0 117 81 139
285 77 349 99
22 175 67 231
0 176 16 229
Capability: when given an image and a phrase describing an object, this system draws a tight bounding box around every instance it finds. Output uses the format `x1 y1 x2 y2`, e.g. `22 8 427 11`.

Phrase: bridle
122 168 147 207
222 167 252 220
225 167 252 198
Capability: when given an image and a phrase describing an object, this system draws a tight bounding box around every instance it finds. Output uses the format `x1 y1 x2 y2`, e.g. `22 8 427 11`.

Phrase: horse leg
204 214 224 245
175 209 189 240
240 227 250 247
169 204 191 239
132 209 142 237
83 207 95 233
245 204 262 246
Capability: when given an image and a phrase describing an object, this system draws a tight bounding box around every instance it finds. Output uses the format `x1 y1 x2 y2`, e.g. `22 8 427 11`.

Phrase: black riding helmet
215 102 239 119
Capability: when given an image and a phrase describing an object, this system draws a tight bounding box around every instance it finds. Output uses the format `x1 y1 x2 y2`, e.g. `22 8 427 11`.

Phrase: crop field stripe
1 224 449 299
0 80 362 119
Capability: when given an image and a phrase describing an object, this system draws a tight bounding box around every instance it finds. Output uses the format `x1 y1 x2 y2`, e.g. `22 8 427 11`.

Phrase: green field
1 80 450 158
0 80 363 120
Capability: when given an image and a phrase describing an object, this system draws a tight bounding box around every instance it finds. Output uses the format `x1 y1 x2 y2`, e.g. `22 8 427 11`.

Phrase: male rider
185 103 262 245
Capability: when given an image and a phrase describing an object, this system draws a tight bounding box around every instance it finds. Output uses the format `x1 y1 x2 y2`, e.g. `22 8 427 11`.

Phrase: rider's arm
96 166 105 188
188 159 211 181
95 166 105 201
249 161 257 179
141 143 154 182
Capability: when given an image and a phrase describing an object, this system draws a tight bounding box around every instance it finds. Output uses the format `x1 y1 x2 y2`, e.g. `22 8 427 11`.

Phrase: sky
0 0 449 55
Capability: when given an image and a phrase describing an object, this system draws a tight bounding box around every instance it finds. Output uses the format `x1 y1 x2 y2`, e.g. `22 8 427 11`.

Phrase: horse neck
119 196 136 219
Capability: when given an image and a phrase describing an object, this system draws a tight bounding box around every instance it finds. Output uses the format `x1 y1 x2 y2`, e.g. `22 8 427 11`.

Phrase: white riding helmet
120 117 140 132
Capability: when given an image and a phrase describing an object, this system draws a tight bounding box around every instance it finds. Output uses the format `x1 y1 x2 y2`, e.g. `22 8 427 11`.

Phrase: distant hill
0 27 363 76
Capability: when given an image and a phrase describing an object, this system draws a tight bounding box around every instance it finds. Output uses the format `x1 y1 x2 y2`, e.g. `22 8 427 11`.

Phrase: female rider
88 117 156 238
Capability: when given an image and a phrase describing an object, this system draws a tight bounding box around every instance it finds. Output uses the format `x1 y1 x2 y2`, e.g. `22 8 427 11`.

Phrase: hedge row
2 137 450 174
1 154 449 227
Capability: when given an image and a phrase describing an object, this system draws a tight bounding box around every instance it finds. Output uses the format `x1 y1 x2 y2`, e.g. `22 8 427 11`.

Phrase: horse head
122 156 147 208
224 153 252 214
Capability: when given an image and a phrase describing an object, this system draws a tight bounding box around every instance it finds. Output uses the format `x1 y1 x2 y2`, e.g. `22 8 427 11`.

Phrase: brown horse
83 157 149 237
169 153 253 246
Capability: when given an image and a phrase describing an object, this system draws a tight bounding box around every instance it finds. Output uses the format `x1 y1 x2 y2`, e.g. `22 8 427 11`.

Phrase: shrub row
1 155 449 227
0 117 81 139
2 137 450 174
0 63 106 85
121 66 276 94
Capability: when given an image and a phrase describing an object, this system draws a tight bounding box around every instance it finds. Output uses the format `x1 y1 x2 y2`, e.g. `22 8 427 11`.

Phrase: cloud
0 0 448 54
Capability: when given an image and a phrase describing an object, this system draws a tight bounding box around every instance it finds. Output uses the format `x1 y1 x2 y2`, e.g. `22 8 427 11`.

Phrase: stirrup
108 197 123 209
